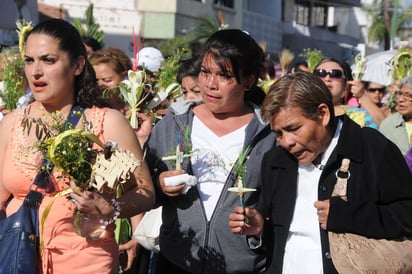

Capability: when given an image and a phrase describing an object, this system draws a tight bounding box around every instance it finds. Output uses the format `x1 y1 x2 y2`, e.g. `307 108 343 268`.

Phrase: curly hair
89 47 132 76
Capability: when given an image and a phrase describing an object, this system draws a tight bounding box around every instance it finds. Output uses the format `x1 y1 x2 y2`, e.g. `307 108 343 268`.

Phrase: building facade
27 0 363 60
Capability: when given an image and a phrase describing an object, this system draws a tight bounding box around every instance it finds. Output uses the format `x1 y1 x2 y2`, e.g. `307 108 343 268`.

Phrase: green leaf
71 4 105 43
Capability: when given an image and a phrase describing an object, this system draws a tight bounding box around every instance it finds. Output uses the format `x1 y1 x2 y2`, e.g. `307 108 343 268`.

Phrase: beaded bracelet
100 199 121 226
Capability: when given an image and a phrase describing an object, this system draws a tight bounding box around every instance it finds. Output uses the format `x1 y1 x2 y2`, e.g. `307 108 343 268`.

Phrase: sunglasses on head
314 69 344 79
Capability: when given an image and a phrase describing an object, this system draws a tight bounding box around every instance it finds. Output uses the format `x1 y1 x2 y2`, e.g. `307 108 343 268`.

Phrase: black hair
286 57 308 74
176 55 202 85
27 19 110 108
82 36 103 52
201 29 265 87
200 29 266 104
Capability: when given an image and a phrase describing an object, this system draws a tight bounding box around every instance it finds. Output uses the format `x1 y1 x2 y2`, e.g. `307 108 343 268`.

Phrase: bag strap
331 158 350 201
64 105 83 129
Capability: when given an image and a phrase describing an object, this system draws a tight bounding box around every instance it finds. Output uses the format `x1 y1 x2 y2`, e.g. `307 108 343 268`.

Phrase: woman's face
181 76 201 100
93 62 124 90
24 33 84 108
198 54 251 115
396 84 412 120
314 61 346 105
365 82 385 105
270 105 331 165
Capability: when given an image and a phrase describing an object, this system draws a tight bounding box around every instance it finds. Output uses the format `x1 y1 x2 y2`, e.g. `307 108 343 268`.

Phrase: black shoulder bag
0 106 83 274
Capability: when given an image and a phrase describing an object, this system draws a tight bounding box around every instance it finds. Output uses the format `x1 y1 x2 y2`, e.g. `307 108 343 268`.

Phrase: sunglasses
314 69 344 79
367 87 385 93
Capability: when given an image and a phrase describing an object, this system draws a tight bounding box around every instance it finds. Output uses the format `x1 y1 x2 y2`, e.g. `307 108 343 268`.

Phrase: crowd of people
0 18 411 274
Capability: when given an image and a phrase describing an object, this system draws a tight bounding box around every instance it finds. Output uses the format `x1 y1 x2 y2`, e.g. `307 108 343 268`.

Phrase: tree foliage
145 15 223 57
72 4 105 43
363 0 412 49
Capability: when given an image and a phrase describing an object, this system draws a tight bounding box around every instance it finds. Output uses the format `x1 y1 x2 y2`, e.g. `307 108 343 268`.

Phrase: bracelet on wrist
99 199 120 226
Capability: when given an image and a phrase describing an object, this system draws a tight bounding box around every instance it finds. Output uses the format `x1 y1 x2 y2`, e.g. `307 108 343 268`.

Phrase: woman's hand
348 79 365 98
229 206 264 237
159 170 186 197
118 238 138 271
68 181 115 219
134 112 153 148
314 200 330 230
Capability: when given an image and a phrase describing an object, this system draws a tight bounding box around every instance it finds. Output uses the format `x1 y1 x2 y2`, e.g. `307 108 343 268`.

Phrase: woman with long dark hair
0 19 154 273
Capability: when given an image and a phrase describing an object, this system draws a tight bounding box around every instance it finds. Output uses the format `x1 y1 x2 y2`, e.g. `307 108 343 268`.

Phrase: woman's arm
357 94 386 126
102 109 155 218
348 80 386 125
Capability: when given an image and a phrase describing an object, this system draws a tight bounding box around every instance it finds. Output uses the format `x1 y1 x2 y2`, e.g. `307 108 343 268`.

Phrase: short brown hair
261 72 335 127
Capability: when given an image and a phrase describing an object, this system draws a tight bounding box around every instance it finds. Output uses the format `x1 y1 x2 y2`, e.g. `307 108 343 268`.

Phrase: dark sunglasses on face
367 87 385 93
314 69 344 79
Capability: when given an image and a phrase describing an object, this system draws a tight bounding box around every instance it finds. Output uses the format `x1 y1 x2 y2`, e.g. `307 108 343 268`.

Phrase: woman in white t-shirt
144 29 275 274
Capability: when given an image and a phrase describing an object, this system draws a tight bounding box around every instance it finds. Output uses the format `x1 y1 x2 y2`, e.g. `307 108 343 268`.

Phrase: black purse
0 181 44 273
0 106 83 274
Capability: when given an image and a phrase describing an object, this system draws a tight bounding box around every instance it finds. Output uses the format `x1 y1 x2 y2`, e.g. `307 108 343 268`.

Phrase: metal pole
390 0 399 49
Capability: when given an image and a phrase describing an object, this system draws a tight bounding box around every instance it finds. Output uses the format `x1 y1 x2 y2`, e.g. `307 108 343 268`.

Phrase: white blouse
282 120 342 274
191 116 246 220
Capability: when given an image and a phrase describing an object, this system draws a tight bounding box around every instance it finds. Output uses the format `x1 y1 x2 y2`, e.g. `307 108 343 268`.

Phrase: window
214 0 234 9
312 6 326 27
294 0 327 27
295 4 309 25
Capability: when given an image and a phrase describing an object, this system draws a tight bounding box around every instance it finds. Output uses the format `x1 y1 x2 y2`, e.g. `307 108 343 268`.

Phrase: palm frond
71 4 105 43
192 16 221 41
